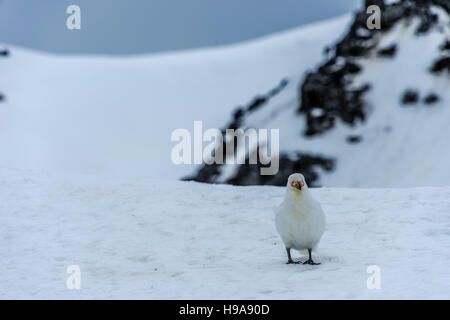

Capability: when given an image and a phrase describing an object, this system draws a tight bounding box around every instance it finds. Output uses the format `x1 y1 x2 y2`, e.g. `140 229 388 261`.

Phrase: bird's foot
303 259 321 265
286 259 301 264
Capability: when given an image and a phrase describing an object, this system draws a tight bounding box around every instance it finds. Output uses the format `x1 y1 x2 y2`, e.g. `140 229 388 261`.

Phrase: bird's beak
291 181 303 190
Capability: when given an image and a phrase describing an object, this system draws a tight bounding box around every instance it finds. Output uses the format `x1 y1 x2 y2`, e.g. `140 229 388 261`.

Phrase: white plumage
275 173 325 265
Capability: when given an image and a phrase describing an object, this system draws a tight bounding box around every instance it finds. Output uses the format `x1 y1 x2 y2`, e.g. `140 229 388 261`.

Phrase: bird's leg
303 248 320 265
286 248 300 264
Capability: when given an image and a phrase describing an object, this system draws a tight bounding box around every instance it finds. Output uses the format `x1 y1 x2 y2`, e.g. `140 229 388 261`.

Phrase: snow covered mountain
0 0 449 188
188 0 450 187
0 14 350 183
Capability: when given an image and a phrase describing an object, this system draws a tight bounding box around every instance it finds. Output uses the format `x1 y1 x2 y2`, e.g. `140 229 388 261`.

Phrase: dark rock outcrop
401 88 420 105
0 48 9 103
431 56 450 74
424 93 440 104
347 135 363 144
299 0 449 137
378 44 397 57
439 40 450 51
185 152 335 187
186 0 450 187
227 79 288 130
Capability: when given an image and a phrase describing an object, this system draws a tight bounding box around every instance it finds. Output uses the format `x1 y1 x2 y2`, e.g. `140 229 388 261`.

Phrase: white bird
275 173 325 265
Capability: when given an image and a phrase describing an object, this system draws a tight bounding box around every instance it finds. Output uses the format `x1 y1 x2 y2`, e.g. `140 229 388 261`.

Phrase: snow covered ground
1 167 449 299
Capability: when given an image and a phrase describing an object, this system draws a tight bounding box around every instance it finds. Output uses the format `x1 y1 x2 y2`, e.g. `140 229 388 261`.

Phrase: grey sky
0 0 361 55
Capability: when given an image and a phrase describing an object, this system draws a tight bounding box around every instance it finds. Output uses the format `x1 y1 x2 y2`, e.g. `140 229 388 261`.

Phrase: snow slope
2 3 448 189
1 167 449 299
191 3 450 188
0 15 351 181
254 15 450 187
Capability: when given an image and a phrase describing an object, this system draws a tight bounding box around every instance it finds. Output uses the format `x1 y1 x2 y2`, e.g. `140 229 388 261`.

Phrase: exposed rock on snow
188 0 450 187
185 151 335 187
299 0 449 136
347 135 363 143
226 79 289 130
424 92 440 104
401 88 420 105
431 56 450 73
0 47 8 102
377 44 398 57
